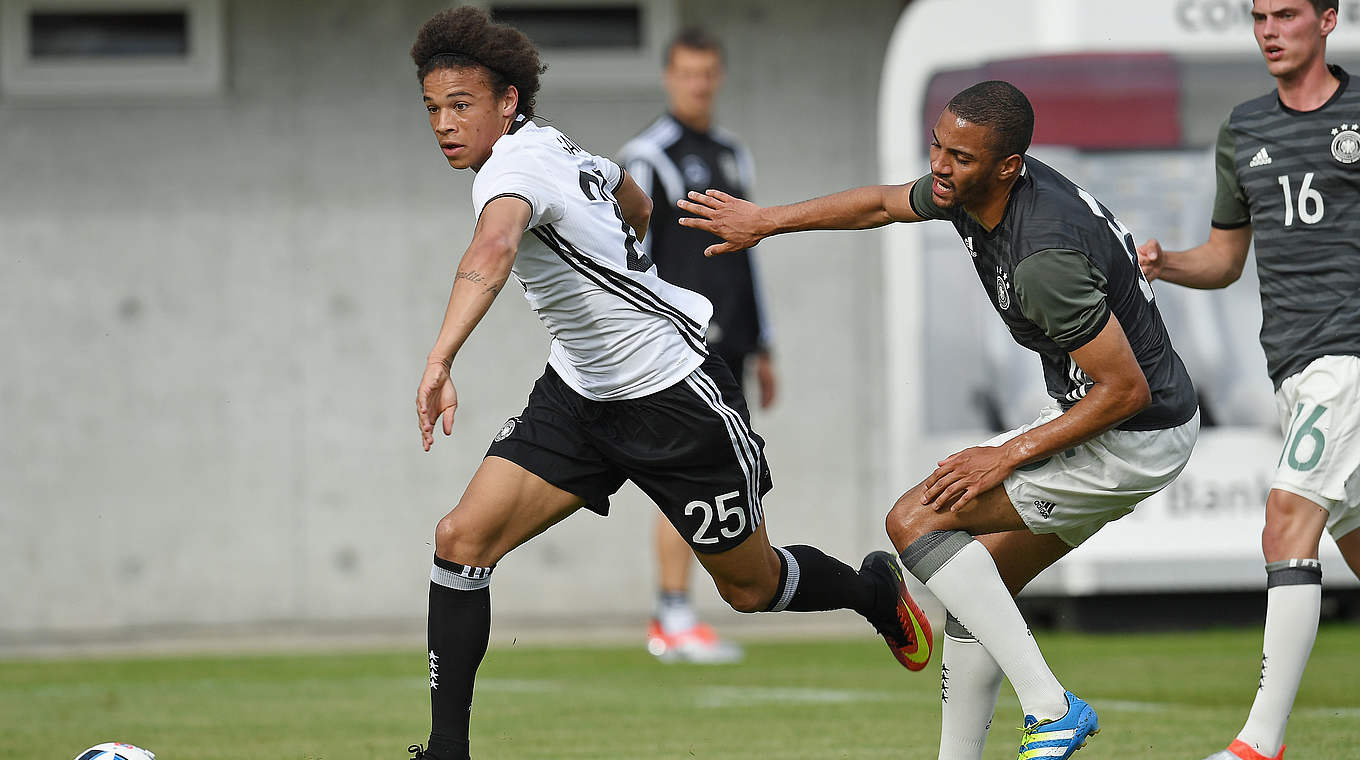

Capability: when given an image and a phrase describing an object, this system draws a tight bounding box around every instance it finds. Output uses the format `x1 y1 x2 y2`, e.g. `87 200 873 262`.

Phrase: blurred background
3 0 1359 655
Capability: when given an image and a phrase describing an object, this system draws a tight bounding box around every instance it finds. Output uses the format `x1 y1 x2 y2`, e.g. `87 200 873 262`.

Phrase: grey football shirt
910 158 1198 431
1213 65 1360 388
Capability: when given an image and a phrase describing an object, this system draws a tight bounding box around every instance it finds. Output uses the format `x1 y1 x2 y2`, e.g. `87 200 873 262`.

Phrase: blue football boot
1017 691 1099 759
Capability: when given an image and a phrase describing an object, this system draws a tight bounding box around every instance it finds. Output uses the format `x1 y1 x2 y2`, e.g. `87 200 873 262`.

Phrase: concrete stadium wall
0 0 902 641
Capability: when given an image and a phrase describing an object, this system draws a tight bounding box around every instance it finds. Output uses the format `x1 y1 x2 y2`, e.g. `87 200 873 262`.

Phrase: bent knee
1261 492 1329 558
716 581 773 613
1260 523 1321 561
886 488 936 549
433 509 499 566
723 589 770 614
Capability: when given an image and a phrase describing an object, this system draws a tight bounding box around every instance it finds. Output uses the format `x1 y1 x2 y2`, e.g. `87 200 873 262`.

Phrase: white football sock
657 591 697 634
937 615 1004 760
1236 560 1322 757
902 532 1068 722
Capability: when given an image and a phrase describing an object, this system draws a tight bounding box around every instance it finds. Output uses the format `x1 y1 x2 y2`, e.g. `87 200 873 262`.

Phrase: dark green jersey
1213 65 1360 388
910 158 1198 431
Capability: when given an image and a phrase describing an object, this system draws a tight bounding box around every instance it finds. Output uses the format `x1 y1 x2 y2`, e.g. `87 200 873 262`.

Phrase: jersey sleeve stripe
482 192 534 216
537 223 706 333
531 226 709 354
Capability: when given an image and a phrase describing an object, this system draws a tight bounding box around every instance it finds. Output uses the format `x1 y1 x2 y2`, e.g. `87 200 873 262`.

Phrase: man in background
619 28 776 663
1138 2 1360 759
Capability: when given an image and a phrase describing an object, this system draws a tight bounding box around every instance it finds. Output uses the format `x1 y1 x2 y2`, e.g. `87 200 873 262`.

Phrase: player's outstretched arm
1137 225 1251 289
676 180 927 257
613 171 652 243
418 196 531 451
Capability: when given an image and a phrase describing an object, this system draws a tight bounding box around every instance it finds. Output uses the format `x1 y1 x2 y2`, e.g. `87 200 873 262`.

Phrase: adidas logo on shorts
1033 499 1056 518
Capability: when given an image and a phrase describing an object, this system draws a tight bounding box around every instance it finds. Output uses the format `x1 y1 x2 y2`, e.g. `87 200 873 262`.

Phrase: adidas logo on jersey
1249 147 1272 167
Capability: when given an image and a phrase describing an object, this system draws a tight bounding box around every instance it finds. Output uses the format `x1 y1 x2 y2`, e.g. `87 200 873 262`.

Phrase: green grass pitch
4 625 1358 759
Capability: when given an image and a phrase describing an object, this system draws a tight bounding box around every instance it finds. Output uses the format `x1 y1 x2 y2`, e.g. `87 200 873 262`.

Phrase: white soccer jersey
472 116 713 400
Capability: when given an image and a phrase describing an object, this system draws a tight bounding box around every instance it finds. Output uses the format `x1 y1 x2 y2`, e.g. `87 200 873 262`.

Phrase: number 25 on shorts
685 491 746 545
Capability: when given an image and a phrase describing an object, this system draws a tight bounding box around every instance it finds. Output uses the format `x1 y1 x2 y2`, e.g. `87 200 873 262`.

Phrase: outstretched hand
1136 238 1164 282
677 189 769 257
416 361 458 451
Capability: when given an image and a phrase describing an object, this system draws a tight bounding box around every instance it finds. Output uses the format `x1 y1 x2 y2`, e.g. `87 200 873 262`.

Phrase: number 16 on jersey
1277 172 1325 227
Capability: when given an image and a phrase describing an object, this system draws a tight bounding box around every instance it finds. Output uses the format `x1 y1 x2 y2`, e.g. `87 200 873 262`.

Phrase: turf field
5 625 1358 760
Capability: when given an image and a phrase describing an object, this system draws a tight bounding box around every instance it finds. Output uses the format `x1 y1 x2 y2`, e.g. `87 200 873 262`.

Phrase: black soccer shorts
486 353 772 553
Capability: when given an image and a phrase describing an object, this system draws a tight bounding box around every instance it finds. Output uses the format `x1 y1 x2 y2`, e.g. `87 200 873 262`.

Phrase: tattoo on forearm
456 269 502 296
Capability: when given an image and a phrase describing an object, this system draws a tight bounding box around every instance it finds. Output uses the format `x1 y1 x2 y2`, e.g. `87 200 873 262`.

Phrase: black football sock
425 556 494 760
763 544 875 613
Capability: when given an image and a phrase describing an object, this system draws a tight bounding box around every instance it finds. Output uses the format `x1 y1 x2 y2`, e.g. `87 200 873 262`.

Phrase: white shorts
984 406 1199 546
1273 355 1360 540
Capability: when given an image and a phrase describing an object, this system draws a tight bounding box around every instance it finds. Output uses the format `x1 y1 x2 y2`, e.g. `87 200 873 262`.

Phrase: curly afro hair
411 6 547 118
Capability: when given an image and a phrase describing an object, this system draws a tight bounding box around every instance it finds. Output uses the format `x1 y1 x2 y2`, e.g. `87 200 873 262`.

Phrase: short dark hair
945 80 1035 160
1308 0 1339 14
665 26 723 66
410 6 547 118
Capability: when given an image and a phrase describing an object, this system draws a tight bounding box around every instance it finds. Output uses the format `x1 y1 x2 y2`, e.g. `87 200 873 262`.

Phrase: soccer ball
73 743 156 760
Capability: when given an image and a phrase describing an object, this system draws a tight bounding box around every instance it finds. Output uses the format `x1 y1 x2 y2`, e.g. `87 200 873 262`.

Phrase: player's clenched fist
1135 238 1164 282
